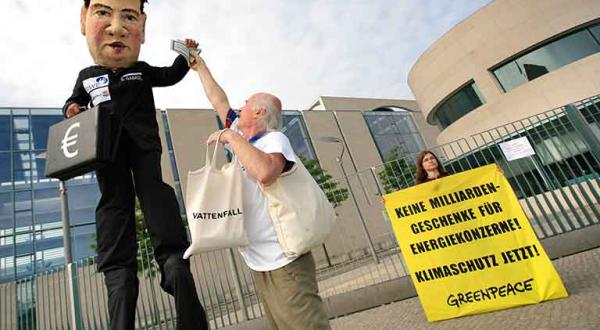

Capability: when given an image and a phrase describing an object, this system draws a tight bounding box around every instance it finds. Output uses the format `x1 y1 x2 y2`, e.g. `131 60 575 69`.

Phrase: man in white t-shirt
189 53 330 329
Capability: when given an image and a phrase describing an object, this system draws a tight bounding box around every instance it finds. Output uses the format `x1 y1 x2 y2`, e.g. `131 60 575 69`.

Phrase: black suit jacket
63 55 189 152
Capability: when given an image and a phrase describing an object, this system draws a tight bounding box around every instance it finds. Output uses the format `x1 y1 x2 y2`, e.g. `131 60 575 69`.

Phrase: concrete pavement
330 247 600 330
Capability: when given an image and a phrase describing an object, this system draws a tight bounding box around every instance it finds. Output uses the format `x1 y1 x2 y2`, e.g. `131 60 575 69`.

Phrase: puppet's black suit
65 55 208 330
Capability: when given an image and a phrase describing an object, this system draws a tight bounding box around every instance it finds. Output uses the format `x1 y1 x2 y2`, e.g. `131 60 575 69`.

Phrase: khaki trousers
252 252 331 330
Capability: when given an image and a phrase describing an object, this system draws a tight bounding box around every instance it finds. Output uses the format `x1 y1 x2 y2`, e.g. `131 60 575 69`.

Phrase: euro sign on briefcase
44 106 114 181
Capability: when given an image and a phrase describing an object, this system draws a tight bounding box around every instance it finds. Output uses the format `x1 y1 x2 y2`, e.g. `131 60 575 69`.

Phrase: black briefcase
44 106 114 181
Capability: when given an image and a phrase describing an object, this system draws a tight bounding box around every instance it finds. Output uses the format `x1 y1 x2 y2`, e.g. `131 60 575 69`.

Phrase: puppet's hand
66 103 82 118
185 38 199 50
184 38 202 67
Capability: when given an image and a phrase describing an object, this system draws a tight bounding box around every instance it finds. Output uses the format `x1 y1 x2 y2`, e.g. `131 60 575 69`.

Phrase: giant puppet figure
63 1 208 329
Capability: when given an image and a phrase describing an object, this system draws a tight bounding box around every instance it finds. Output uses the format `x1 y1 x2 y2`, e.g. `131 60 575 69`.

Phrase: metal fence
369 97 600 240
1 96 600 329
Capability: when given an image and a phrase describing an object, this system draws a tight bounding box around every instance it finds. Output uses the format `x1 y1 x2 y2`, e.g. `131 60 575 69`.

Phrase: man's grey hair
252 95 282 131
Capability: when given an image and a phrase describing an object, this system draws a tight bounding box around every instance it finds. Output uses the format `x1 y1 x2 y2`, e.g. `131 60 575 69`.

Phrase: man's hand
206 128 285 185
496 164 505 176
207 129 233 145
185 38 202 68
188 52 207 71
66 103 82 118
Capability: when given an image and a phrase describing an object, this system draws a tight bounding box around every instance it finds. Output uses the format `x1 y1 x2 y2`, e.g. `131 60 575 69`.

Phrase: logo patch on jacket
121 72 143 81
83 75 111 106
83 75 109 92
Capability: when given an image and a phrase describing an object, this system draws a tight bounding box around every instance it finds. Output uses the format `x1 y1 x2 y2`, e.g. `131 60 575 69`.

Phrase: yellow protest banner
384 164 568 322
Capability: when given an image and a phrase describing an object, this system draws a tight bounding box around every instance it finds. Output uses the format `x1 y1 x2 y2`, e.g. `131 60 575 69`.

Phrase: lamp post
330 112 373 205
317 136 379 264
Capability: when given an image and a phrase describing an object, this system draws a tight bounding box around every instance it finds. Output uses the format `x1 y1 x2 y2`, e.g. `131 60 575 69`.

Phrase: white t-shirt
227 119 298 271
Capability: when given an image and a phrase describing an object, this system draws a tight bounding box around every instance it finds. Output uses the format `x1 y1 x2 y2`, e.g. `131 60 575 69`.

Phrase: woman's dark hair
415 150 447 184
84 0 148 13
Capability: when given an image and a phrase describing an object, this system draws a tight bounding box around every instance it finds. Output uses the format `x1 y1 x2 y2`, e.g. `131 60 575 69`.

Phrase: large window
163 110 318 219
216 110 318 160
363 110 425 161
493 21 600 92
591 24 600 41
161 111 186 216
432 82 485 129
281 111 317 160
31 113 62 151
444 109 600 199
0 110 10 151
0 152 10 187
0 108 99 283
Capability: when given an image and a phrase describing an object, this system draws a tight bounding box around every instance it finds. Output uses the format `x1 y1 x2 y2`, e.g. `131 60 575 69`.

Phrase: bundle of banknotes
171 40 201 63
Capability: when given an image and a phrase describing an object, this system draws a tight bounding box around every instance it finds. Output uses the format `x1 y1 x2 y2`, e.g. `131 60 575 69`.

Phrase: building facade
0 98 430 283
4 1 600 326
0 108 99 283
408 0 600 145
161 99 432 264
405 0 600 207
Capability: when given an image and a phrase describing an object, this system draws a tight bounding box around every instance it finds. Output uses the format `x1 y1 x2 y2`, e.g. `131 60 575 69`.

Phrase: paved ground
330 247 600 330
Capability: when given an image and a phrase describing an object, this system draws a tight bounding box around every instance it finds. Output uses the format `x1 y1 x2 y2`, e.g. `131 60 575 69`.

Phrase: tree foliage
135 199 158 278
298 154 349 208
90 155 348 276
378 147 416 194
90 198 158 277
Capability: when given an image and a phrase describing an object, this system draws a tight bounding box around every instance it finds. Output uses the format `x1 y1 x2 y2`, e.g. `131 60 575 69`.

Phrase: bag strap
258 156 299 191
205 129 228 168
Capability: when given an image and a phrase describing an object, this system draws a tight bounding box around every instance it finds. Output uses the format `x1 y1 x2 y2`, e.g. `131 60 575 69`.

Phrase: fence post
60 181 83 329
227 249 249 321
369 167 385 197
338 162 380 264
564 104 600 163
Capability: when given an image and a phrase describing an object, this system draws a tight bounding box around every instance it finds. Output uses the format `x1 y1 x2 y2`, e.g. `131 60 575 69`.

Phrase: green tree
134 199 158 278
90 198 158 278
298 155 349 207
299 155 348 268
378 147 416 194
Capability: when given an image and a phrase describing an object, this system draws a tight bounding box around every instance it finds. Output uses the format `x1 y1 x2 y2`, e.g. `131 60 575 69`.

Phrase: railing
370 97 600 240
1 96 600 329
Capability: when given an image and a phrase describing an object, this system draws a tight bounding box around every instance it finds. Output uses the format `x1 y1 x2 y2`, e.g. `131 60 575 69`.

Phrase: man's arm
208 130 286 186
64 70 90 118
189 52 231 125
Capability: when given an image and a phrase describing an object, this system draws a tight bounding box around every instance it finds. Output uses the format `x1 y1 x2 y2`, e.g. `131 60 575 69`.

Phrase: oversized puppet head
80 0 148 69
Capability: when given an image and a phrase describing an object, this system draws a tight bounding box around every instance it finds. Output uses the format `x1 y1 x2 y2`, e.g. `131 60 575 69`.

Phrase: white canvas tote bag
260 158 336 257
183 131 247 258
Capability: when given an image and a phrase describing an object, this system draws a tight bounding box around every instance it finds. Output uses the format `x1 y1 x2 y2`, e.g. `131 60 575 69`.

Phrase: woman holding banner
415 150 449 184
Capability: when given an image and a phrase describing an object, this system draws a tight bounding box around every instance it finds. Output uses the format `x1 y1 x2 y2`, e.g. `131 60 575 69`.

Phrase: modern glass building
281 111 318 161
404 0 600 207
0 108 324 284
0 101 430 288
162 109 320 218
492 21 600 92
430 81 486 130
440 97 600 199
363 109 426 161
0 108 100 284
160 112 187 214
408 0 600 146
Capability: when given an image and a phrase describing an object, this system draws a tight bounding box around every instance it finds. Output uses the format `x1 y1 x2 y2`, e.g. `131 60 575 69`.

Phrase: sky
0 0 492 110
